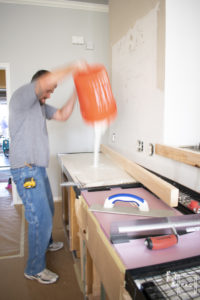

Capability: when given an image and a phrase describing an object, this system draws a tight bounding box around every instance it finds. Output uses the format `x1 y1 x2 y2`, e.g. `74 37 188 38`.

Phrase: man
9 61 86 284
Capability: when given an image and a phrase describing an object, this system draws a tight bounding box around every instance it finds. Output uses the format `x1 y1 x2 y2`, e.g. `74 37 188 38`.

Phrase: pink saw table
81 186 200 271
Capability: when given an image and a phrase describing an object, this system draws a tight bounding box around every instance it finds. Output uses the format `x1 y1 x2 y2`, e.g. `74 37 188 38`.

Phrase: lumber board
155 144 200 168
100 144 179 207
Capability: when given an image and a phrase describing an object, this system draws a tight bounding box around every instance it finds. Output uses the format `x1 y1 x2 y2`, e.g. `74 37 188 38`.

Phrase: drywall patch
111 3 163 151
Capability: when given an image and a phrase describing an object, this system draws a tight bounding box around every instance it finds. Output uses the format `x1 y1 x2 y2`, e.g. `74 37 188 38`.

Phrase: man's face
39 86 56 105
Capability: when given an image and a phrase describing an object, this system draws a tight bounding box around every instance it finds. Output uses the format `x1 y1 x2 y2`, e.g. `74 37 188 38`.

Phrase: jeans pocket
11 168 38 224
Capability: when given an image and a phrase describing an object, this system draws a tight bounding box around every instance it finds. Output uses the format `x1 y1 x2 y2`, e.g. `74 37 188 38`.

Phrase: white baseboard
53 196 62 202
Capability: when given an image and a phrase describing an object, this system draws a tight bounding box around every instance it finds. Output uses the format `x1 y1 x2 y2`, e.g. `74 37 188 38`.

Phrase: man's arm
52 90 77 121
35 61 86 99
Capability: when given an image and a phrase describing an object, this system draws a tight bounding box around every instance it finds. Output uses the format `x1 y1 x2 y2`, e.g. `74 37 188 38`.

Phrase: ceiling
0 0 109 6
0 0 109 10
66 0 108 4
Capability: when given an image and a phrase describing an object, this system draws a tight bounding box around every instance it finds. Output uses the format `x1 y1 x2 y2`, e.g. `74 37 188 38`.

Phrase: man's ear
34 79 43 99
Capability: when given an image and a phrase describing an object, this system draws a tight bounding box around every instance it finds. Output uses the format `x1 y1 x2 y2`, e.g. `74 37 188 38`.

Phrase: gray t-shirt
9 82 57 169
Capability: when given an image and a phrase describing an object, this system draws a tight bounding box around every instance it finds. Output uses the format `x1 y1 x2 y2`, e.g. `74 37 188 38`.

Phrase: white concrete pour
60 152 135 188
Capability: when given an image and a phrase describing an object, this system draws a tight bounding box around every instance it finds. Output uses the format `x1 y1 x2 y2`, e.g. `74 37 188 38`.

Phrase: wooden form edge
78 195 126 275
101 144 179 207
76 195 126 299
155 144 200 168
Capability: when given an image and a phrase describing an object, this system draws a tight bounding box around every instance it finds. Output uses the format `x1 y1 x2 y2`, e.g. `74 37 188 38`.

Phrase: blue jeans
11 166 54 275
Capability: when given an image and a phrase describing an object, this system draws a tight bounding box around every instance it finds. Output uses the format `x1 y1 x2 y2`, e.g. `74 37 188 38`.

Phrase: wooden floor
0 170 84 300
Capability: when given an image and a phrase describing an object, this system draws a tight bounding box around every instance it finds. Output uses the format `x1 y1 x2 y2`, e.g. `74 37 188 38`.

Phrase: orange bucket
74 64 117 124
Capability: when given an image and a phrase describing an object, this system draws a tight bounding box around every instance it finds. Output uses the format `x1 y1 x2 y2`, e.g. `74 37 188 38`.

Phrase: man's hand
72 60 88 74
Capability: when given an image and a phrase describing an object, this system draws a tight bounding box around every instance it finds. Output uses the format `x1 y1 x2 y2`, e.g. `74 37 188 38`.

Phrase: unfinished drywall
111 2 163 151
0 2 109 199
108 0 164 163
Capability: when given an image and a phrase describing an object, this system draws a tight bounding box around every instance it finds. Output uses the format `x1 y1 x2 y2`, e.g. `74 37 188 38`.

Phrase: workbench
58 146 200 300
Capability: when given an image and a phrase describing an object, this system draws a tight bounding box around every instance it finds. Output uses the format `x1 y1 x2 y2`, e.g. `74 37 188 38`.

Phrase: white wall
158 0 200 191
164 0 200 146
0 2 109 199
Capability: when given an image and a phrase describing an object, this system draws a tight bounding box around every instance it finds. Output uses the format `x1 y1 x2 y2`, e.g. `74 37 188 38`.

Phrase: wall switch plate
72 36 84 45
86 41 94 50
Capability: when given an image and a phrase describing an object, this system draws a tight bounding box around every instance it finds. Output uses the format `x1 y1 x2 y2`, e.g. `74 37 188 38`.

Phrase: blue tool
104 193 149 211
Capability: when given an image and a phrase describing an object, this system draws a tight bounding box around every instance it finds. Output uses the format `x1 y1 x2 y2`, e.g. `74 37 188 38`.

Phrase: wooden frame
69 187 80 253
155 144 200 168
60 169 80 253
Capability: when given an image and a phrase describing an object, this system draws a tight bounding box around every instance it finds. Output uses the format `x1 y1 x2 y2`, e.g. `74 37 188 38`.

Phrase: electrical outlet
86 41 94 50
137 140 143 152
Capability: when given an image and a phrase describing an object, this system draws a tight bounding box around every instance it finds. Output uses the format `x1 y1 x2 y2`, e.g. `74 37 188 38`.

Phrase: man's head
31 70 50 82
31 70 57 105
